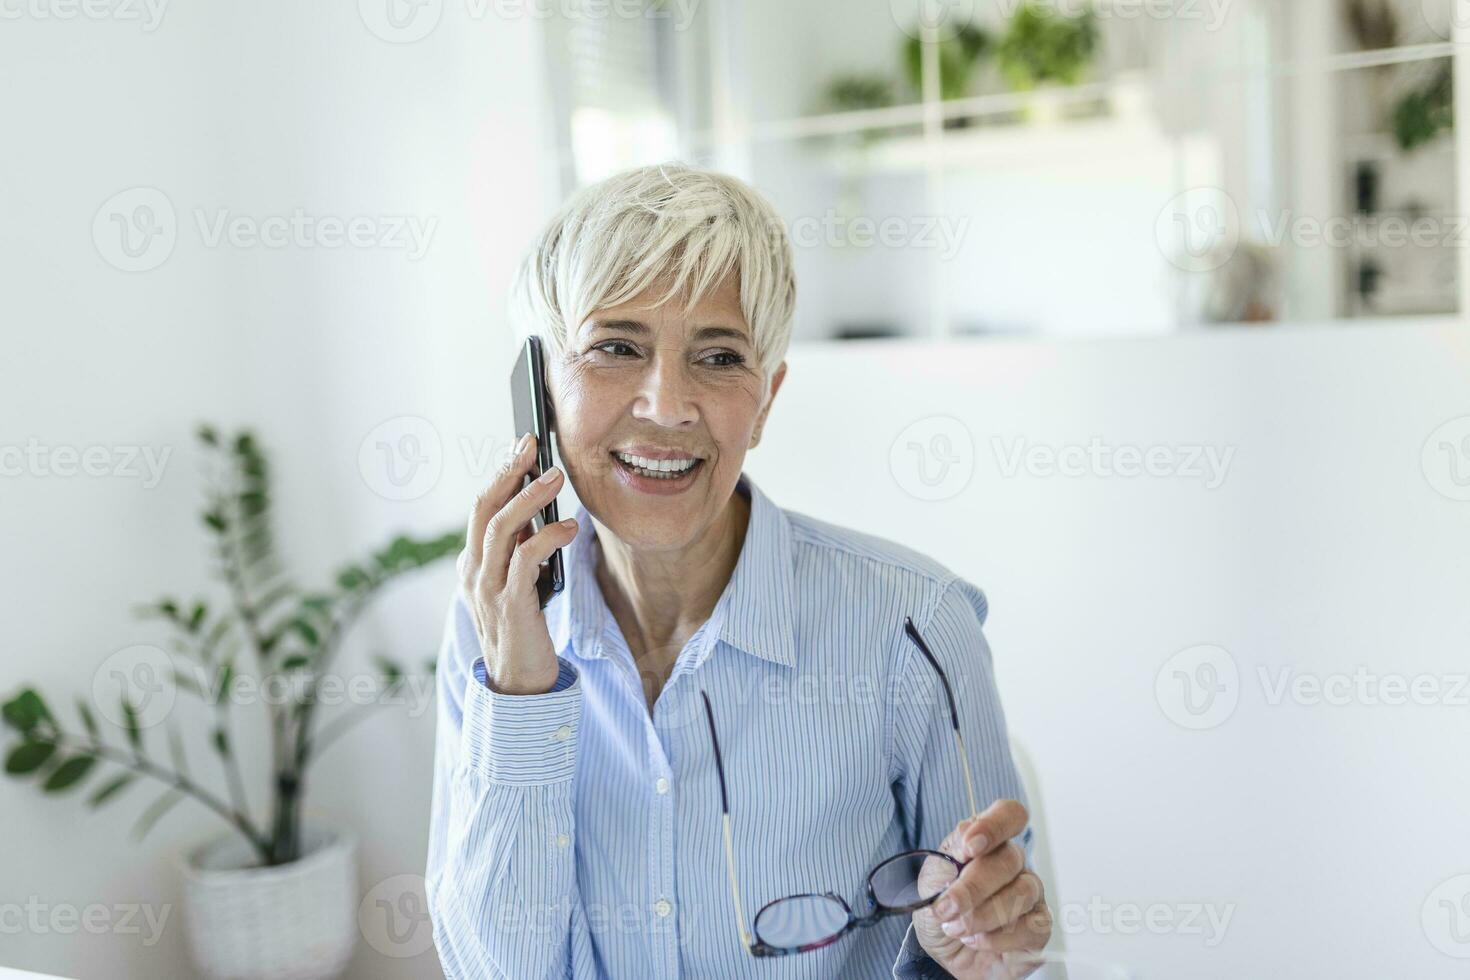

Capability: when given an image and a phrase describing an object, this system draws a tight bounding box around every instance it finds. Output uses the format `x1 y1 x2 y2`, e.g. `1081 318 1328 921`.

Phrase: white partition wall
745 319 1470 979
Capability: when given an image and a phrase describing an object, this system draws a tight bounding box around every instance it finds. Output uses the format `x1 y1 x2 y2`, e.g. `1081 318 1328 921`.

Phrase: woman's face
546 272 785 553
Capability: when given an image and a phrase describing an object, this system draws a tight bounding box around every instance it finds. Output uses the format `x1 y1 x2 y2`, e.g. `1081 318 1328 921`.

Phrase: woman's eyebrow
589 319 751 344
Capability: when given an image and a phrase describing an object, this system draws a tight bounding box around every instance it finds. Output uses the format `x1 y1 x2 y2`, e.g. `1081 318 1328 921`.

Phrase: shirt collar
545 471 798 670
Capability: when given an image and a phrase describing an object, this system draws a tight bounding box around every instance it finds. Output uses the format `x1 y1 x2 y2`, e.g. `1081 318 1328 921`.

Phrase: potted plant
996 1 1099 122
902 23 992 121
3 424 460 980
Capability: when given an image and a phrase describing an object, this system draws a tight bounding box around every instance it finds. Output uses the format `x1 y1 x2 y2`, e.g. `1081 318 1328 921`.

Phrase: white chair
1009 736 1066 961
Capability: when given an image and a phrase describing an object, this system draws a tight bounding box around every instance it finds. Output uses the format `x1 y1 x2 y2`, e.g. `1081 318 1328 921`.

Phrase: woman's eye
594 341 638 357
702 351 746 368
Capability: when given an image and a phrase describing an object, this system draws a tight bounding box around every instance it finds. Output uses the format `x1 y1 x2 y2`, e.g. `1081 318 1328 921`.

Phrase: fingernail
941 919 965 937
966 834 988 857
961 934 979 947
516 432 531 453
560 518 577 529
936 898 957 919
537 466 560 484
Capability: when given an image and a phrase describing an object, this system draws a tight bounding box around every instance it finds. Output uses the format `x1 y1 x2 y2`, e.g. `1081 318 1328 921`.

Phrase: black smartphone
510 336 565 608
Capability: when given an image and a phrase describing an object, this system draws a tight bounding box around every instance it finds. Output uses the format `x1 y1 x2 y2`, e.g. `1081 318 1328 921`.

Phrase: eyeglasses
699 615 980 957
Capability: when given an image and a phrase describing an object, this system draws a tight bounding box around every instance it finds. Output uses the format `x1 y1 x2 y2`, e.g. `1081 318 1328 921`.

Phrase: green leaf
279 655 311 672
239 490 267 519
197 424 219 447
5 740 57 774
212 728 229 757
121 697 142 751
289 618 320 646
202 509 227 533
76 699 100 743
335 566 369 591
132 788 184 841
188 601 207 632
3 689 53 732
299 594 332 615
89 773 135 807
42 754 96 792
212 662 235 704
256 580 296 615
171 669 204 698
199 616 234 663
373 656 402 686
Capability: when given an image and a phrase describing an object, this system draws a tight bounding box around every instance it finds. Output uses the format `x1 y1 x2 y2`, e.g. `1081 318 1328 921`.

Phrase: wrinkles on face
545 275 777 541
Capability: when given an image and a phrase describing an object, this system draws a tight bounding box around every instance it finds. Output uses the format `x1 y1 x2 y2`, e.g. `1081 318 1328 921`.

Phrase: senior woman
425 164 1051 980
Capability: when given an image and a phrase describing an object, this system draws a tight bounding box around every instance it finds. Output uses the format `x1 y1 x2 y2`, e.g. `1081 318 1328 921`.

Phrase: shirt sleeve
888 577 1036 980
425 592 598 979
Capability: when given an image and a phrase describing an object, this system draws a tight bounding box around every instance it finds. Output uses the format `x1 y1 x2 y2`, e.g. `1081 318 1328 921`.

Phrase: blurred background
2 0 1468 978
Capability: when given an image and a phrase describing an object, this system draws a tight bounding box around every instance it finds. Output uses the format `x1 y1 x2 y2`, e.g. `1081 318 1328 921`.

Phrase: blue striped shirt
426 471 1032 979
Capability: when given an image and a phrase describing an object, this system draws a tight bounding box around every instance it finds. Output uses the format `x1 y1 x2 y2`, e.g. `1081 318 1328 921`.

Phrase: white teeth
614 451 699 475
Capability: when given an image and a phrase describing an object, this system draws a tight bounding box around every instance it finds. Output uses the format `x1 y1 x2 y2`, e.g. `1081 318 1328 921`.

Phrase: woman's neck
592 489 750 677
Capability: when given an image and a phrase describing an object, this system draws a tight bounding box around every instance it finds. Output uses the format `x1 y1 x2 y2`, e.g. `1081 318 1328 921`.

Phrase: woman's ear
748 361 788 449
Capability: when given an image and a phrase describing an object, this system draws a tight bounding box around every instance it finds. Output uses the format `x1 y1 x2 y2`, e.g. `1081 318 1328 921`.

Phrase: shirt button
655 777 670 795
552 725 572 741
555 833 570 848
654 899 672 917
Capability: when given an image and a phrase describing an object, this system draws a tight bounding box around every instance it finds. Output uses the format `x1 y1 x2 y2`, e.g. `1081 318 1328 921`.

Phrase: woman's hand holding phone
458 432 579 695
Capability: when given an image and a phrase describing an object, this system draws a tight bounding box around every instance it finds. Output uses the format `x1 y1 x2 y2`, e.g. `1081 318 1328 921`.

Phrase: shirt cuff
461 655 582 785
892 921 955 980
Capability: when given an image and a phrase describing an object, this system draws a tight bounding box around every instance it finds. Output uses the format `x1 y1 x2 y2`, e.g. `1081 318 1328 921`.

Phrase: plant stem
58 733 272 865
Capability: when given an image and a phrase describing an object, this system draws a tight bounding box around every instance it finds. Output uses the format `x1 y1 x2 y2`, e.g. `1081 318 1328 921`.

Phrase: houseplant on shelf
996 0 1099 122
2 424 461 980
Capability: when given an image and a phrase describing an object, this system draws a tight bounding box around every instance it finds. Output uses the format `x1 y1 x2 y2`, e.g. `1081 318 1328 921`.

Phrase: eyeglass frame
698 614 980 958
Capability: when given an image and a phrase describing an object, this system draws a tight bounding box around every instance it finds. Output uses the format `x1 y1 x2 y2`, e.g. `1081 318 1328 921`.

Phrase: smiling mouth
610 450 705 481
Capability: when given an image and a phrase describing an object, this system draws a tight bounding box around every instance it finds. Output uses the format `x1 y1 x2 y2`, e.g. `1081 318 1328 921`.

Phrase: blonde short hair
507 162 796 384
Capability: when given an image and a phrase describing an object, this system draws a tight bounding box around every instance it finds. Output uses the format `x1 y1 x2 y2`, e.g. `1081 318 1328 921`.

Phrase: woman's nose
631 353 697 428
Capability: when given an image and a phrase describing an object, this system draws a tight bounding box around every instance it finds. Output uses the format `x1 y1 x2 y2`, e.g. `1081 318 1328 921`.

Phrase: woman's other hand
912 799 1052 979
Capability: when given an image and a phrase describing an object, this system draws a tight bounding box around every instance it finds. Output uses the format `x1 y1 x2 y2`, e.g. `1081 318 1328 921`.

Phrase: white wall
0 2 557 978
747 317 1470 979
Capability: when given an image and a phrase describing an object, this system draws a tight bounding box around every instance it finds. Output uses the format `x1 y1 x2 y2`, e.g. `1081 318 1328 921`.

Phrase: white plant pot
179 824 357 980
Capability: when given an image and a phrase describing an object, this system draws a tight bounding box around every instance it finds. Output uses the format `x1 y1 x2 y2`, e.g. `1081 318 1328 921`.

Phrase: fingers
506 515 578 598
961 902 1053 961
481 463 565 595
961 798 1029 859
939 869 1044 938
935 839 1026 922
461 433 535 582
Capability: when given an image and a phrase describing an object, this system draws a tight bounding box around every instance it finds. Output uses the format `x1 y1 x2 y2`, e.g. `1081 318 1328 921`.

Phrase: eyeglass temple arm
700 691 756 952
903 616 979 818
